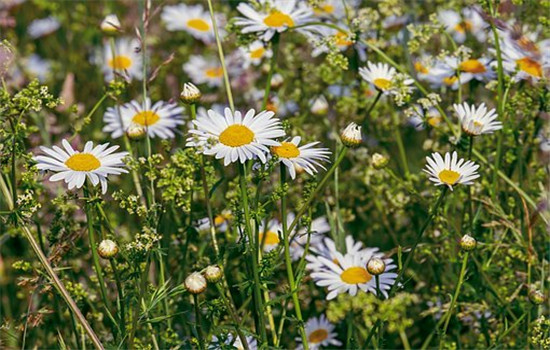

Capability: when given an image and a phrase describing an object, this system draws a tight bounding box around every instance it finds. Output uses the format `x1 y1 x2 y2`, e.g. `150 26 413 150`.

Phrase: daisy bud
126 123 146 140
98 239 119 259
203 265 222 283
180 82 201 104
100 14 121 35
372 153 389 169
459 234 476 251
367 257 386 276
528 289 546 305
340 122 362 148
185 272 207 294
310 95 328 116
270 73 284 90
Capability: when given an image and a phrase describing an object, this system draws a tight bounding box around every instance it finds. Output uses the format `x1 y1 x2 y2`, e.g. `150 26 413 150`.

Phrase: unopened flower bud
310 95 328 116
270 73 284 89
180 82 201 104
529 289 546 305
126 123 146 140
100 14 121 35
203 265 223 283
185 272 207 294
460 234 476 251
372 153 389 169
367 257 386 275
340 122 362 148
98 239 118 259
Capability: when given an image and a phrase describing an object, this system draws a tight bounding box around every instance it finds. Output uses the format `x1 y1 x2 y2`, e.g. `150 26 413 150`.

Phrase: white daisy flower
455 57 496 82
235 0 318 42
310 250 397 300
27 16 60 39
271 136 331 180
34 140 128 194
306 235 375 271
296 314 342 350
24 54 51 82
197 211 232 233
209 334 257 350
359 61 413 94
183 55 224 87
500 40 547 81
290 217 330 261
187 107 285 166
438 7 487 44
310 26 355 57
453 102 502 136
239 40 273 68
423 151 480 190
103 98 184 139
102 37 143 82
161 4 224 44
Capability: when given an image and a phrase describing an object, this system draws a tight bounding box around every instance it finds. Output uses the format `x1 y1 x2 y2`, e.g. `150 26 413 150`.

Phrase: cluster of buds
184 265 223 295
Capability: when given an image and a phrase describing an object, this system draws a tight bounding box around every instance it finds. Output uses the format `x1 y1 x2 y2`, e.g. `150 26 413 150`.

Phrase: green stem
238 163 267 345
362 90 382 127
468 136 474 230
280 165 309 350
206 0 234 112
193 294 205 350
262 33 280 110
215 283 249 350
393 113 410 178
439 252 469 349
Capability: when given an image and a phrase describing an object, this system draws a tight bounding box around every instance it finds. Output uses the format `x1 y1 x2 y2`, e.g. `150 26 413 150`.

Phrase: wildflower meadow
1 0 549 349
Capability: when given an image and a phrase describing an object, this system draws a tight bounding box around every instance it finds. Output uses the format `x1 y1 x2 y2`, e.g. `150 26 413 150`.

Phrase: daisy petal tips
186 107 286 166
453 102 502 136
423 151 480 191
34 139 129 194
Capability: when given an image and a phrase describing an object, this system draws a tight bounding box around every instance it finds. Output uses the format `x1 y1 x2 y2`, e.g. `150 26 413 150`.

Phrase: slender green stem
399 329 411 350
193 294 205 350
389 187 448 296
206 0 234 112
110 259 126 336
215 283 249 350
362 90 382 127
280 165 309 350
262 33 280 109
468 136 474 230
238 163 267 344
439 252 469 349
393 113 410 178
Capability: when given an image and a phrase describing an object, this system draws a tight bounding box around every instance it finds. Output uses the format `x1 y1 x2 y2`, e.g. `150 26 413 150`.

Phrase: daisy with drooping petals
27 16 60 39
183 55 224 87
103 98 184 139
102 37 143 82
424 151 480 191
161 4 224 44
34 140 128 194
359 61 413 94
453 102 502 136
235 0 318 42
271 136 331 179
187 107 285 166
310 250 397 300
296 314 342 350
239 40 273 68
438 7 487 44
500 40 548 81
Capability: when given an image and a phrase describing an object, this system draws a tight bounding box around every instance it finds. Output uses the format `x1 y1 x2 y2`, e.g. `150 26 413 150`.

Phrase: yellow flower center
340 266 372 284
271 142 300 159
428 117 441 127
308 329 329 344
459 59 486 73
187 18 210 32
473 121 483 128
443 76 458 86
260 231 280 245
414 62 428 74
263 10 294 28
438 169 460 185
335 31 353 46
516 57 542 78
453 21 472 33
250 47 266 59
314 4 335 15
132 110 160 126
108 55 132 70
373 78 391 91
205 67 223 78
65 153 101 172
219 125 255 147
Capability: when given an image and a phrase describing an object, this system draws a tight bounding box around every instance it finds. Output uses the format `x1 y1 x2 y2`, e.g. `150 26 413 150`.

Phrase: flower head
185 272 207 294
180 82 202 104
453 102 502 136
102 37 143 82
34 140 128 194
296 314 342 350
187 107 285 166
271 136 331 179
183 55 224 87
100 14 121 34
161 4 224 44
98 239 119 259
423 151 479 190
340 122 362 148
